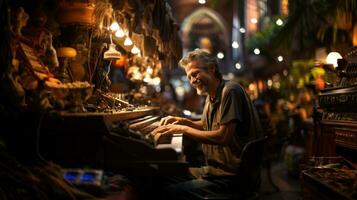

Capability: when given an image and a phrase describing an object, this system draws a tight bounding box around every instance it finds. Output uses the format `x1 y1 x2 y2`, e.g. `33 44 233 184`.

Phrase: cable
107 60 112 76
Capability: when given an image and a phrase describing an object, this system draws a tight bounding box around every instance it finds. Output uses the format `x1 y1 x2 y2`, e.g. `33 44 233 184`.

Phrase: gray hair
179 49 222 80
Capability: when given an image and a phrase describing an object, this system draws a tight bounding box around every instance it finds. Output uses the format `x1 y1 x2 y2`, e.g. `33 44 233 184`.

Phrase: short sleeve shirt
201 80 262 175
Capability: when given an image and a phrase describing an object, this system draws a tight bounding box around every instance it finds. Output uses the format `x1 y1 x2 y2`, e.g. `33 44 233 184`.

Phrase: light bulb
124 37 133 46
110 21 120 31
217 52 224 59
276 19 283 26
131 45 140 54
115 28 125 38
232 41 239 49
277 56 283 62
326 52 342 67
251 18 258 24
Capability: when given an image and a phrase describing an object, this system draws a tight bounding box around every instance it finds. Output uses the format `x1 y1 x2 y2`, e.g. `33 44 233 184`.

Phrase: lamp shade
326 52 342 67
103 43 121 60
57 47 77 58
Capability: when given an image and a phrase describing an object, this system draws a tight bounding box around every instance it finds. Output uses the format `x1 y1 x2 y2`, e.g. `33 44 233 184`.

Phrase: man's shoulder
223 81 245 95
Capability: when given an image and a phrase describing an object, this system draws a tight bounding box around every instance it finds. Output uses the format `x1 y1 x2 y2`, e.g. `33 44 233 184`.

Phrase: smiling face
184 61 214 96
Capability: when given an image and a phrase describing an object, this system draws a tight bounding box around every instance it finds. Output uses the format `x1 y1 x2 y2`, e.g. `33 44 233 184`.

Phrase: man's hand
151 124 186 141
159 116 186 125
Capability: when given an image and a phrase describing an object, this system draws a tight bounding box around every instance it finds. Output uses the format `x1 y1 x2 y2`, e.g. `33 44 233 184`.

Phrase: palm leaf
271 0 356 57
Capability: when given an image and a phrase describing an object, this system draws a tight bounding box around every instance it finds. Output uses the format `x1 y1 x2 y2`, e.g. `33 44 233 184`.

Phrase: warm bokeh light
124 37 133 46
253 48 260 55
115 29 125 38
239 27 246 33
235 62 241 70
283 69 288 76
267 79 273 87
110 21 120 31
198 0 206 4
232 41 239 49
276 19 283 26
277 56 283 62
250 18 258 24
131 45 140 54
326 52 342 67
217 52 224 59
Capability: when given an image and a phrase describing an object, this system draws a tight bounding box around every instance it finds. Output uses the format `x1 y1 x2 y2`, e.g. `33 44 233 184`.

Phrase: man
152 49 262 197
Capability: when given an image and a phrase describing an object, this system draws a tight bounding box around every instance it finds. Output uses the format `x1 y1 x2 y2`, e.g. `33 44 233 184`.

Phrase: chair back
237 136 268 195
186 136 268 200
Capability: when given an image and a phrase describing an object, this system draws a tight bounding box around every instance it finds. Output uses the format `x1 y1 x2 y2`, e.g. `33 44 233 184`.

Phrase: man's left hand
151 124 186 138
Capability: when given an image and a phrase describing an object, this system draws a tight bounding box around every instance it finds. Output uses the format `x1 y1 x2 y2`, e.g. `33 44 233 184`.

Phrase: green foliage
272 0 357 56
246 16 284 56
208 0 233 9
289 59 325 89
246 16 282 52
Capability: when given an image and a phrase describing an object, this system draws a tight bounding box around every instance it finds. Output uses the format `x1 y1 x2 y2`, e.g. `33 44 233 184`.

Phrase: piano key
128 115 154 124
129 116 160 130
156 134 183 153
140 121 160 135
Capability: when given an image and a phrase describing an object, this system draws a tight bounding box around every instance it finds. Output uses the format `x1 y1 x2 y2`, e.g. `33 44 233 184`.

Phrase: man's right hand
159 116 185 126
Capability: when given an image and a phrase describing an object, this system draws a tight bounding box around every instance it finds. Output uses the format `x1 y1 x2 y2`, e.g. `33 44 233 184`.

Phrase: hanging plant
93 0 114 37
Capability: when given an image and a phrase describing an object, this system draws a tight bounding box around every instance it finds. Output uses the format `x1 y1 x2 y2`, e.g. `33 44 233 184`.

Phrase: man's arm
183 121 236 145
152 121 236 145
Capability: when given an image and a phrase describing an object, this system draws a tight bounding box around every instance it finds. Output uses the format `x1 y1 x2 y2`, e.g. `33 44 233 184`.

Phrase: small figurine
24 11 59 71
10 6 29 37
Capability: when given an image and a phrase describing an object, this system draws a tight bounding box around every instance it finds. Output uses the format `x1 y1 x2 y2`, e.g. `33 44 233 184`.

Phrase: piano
313 46 357 163
301 47 357 200
39 106 189 176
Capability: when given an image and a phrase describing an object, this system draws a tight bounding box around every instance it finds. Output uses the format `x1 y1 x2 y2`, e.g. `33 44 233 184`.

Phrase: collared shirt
200 80 262 176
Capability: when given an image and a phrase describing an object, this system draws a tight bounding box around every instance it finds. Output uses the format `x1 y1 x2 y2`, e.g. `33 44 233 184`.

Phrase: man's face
184 61 213 96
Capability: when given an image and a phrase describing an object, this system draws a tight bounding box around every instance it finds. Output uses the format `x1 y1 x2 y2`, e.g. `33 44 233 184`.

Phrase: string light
276 19 283 26
232 41 239 49
110 21 120 31
277 56 283 62
131 45 140 54
235 62 241 70
115 28 125 38
124 37 133 46
217 52 224 59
